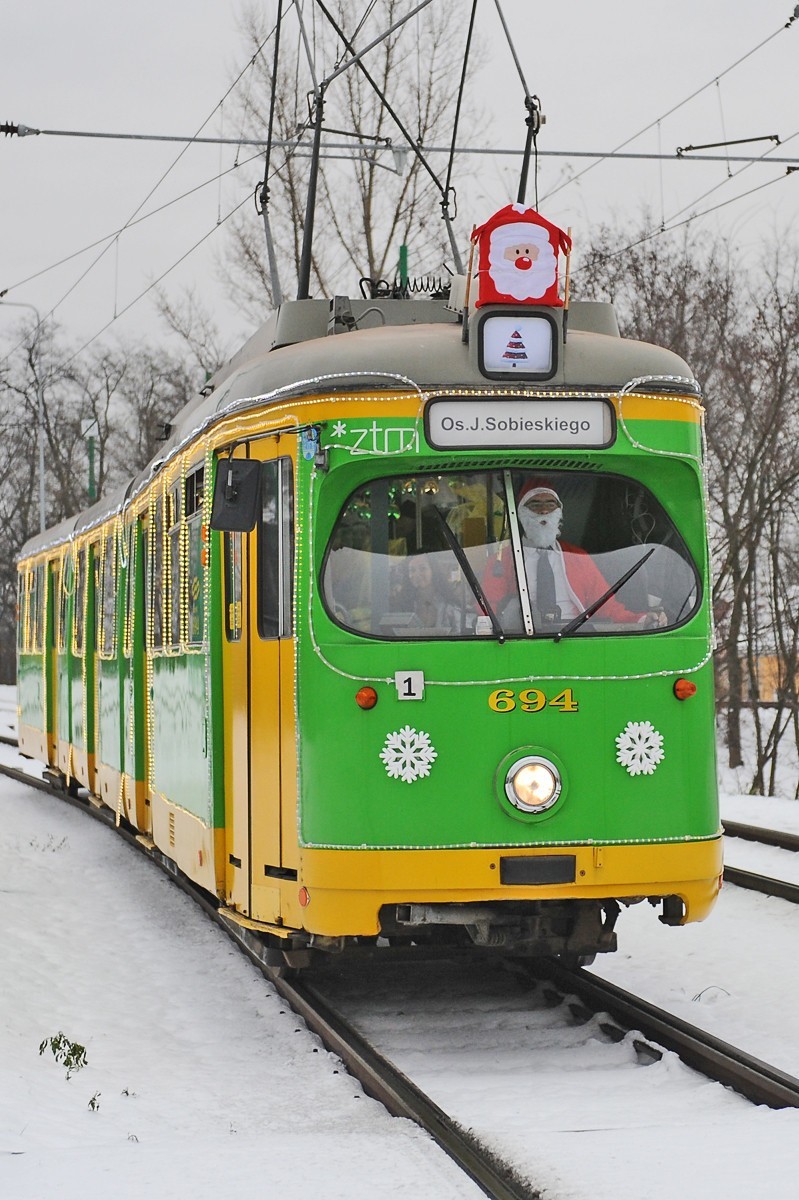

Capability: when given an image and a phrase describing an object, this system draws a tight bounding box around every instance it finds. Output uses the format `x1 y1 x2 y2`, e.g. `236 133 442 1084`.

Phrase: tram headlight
504 756 561 813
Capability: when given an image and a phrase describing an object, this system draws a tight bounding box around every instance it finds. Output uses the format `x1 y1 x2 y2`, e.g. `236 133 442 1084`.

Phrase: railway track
0 758 542 1200
5 755 799 1199
724 819 799 853
723 819 799 904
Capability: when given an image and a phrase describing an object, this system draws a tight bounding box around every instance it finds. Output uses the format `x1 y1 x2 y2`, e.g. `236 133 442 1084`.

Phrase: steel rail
724 820 799 853
543 958 799 1110
0 759 542 1200
722 821 799 903
231 928 543 1200
723 865 799 905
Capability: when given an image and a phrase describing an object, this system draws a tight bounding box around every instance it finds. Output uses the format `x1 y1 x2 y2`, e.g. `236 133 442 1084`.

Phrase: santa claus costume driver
483 483 666 633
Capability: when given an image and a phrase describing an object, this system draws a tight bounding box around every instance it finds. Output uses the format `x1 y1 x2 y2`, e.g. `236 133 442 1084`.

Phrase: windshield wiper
431 506 505 642
555 547 656 642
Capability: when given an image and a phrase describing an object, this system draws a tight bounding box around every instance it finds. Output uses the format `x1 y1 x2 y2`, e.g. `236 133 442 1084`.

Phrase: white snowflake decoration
615 720 665 776
379 725 438 784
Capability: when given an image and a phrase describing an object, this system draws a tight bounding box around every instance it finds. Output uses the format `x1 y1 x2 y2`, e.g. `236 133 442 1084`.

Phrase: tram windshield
321 469 701 639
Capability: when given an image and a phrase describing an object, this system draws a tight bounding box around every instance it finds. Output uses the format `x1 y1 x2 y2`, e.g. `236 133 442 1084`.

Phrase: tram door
47 559 58 765
222 440 296 922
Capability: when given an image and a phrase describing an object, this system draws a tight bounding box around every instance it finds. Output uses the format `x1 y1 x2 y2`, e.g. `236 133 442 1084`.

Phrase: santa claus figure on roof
472 204 572 308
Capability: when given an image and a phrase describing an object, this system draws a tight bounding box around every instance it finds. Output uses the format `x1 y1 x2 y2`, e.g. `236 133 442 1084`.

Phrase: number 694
488 688 578 714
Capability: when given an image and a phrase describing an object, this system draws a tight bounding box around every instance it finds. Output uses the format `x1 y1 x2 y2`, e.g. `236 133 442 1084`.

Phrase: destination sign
426 398 614 449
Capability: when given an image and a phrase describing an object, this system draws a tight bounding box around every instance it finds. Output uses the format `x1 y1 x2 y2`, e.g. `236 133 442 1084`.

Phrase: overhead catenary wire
2 147 266 298
541 5 799 205
3 4 798 369
666 130 799 225
577 122 799 275
3 134 797 294
0 10 290 365
12 123 799 166
572 167 796 278
2 136 797 356
59 143 310 369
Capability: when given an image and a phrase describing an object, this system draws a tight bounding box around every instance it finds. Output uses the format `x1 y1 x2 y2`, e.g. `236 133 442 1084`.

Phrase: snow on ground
4 681 799 1198
0 770 482 1200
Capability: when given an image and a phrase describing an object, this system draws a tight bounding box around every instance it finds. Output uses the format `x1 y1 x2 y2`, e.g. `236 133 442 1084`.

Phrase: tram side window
168 484 182 647
258 458 294 640
99 532 116 657
58 553 73 654
19 570 33 652
224 533 243 642
73 549 86 655
147 499 164 651
185 465 205 645
23 570 34 652
29 564 45 653
16 573 24 651
122 526 133 658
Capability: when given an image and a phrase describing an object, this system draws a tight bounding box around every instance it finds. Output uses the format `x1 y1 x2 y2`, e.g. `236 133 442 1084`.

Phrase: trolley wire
1 148 266 298
542 5 799 206
0 11 290 366
4 5 798 365
572 121 799 279
59 136 312 368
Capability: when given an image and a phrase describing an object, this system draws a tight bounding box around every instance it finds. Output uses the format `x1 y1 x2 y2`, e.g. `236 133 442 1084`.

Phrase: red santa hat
517 482 562 509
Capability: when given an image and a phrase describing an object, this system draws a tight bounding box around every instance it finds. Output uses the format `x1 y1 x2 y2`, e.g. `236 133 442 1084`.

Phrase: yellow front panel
296 839 723 935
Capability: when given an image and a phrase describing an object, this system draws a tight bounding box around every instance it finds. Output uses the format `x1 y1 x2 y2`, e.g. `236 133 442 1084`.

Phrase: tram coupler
659 895 686 926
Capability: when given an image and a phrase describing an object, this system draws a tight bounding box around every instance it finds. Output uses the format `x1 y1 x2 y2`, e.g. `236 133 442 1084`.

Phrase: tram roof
161 296 694 449
18 297 697 561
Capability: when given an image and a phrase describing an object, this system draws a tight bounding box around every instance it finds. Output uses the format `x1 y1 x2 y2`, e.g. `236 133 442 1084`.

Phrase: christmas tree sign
502 330 528 364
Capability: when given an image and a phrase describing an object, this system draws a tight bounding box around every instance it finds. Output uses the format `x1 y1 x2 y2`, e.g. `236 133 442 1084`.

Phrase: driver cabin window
321 469 701 640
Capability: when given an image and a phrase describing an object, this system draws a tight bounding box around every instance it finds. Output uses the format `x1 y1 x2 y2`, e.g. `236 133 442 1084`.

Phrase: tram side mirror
210 459 262 532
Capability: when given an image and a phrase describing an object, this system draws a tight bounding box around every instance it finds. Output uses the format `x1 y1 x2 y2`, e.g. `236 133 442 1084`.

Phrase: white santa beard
488 247 558 300
519 509 562 548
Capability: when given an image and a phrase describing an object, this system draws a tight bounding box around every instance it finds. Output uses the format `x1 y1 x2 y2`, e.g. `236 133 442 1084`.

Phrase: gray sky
2 0 798 356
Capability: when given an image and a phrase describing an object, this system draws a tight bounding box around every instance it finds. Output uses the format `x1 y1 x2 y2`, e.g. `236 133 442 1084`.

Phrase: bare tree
577 221 799 788
219 0 472 318
154 288 230 383
0 321 203 681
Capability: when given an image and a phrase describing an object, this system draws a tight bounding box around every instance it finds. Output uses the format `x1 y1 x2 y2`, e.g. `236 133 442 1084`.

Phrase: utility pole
0 298 47 532
81 418 99 502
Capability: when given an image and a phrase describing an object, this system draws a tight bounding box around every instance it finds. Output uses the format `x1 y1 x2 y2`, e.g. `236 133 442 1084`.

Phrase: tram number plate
489 688 578 713
396 671 425 700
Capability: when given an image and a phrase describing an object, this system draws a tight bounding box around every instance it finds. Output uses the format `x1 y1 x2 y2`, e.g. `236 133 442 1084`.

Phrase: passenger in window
485 484 666 632
324 521 373 629
404 554 462 634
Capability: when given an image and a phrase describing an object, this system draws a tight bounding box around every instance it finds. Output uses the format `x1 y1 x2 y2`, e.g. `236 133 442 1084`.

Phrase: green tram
16 285 721 966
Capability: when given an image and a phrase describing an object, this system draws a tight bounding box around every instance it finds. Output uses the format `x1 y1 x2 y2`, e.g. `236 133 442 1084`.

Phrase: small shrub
38 1032 88 1080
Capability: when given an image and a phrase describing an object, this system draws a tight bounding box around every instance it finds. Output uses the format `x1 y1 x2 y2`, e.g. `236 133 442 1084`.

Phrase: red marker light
673 678 697 701
298 887 311 908
355 687 378 710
